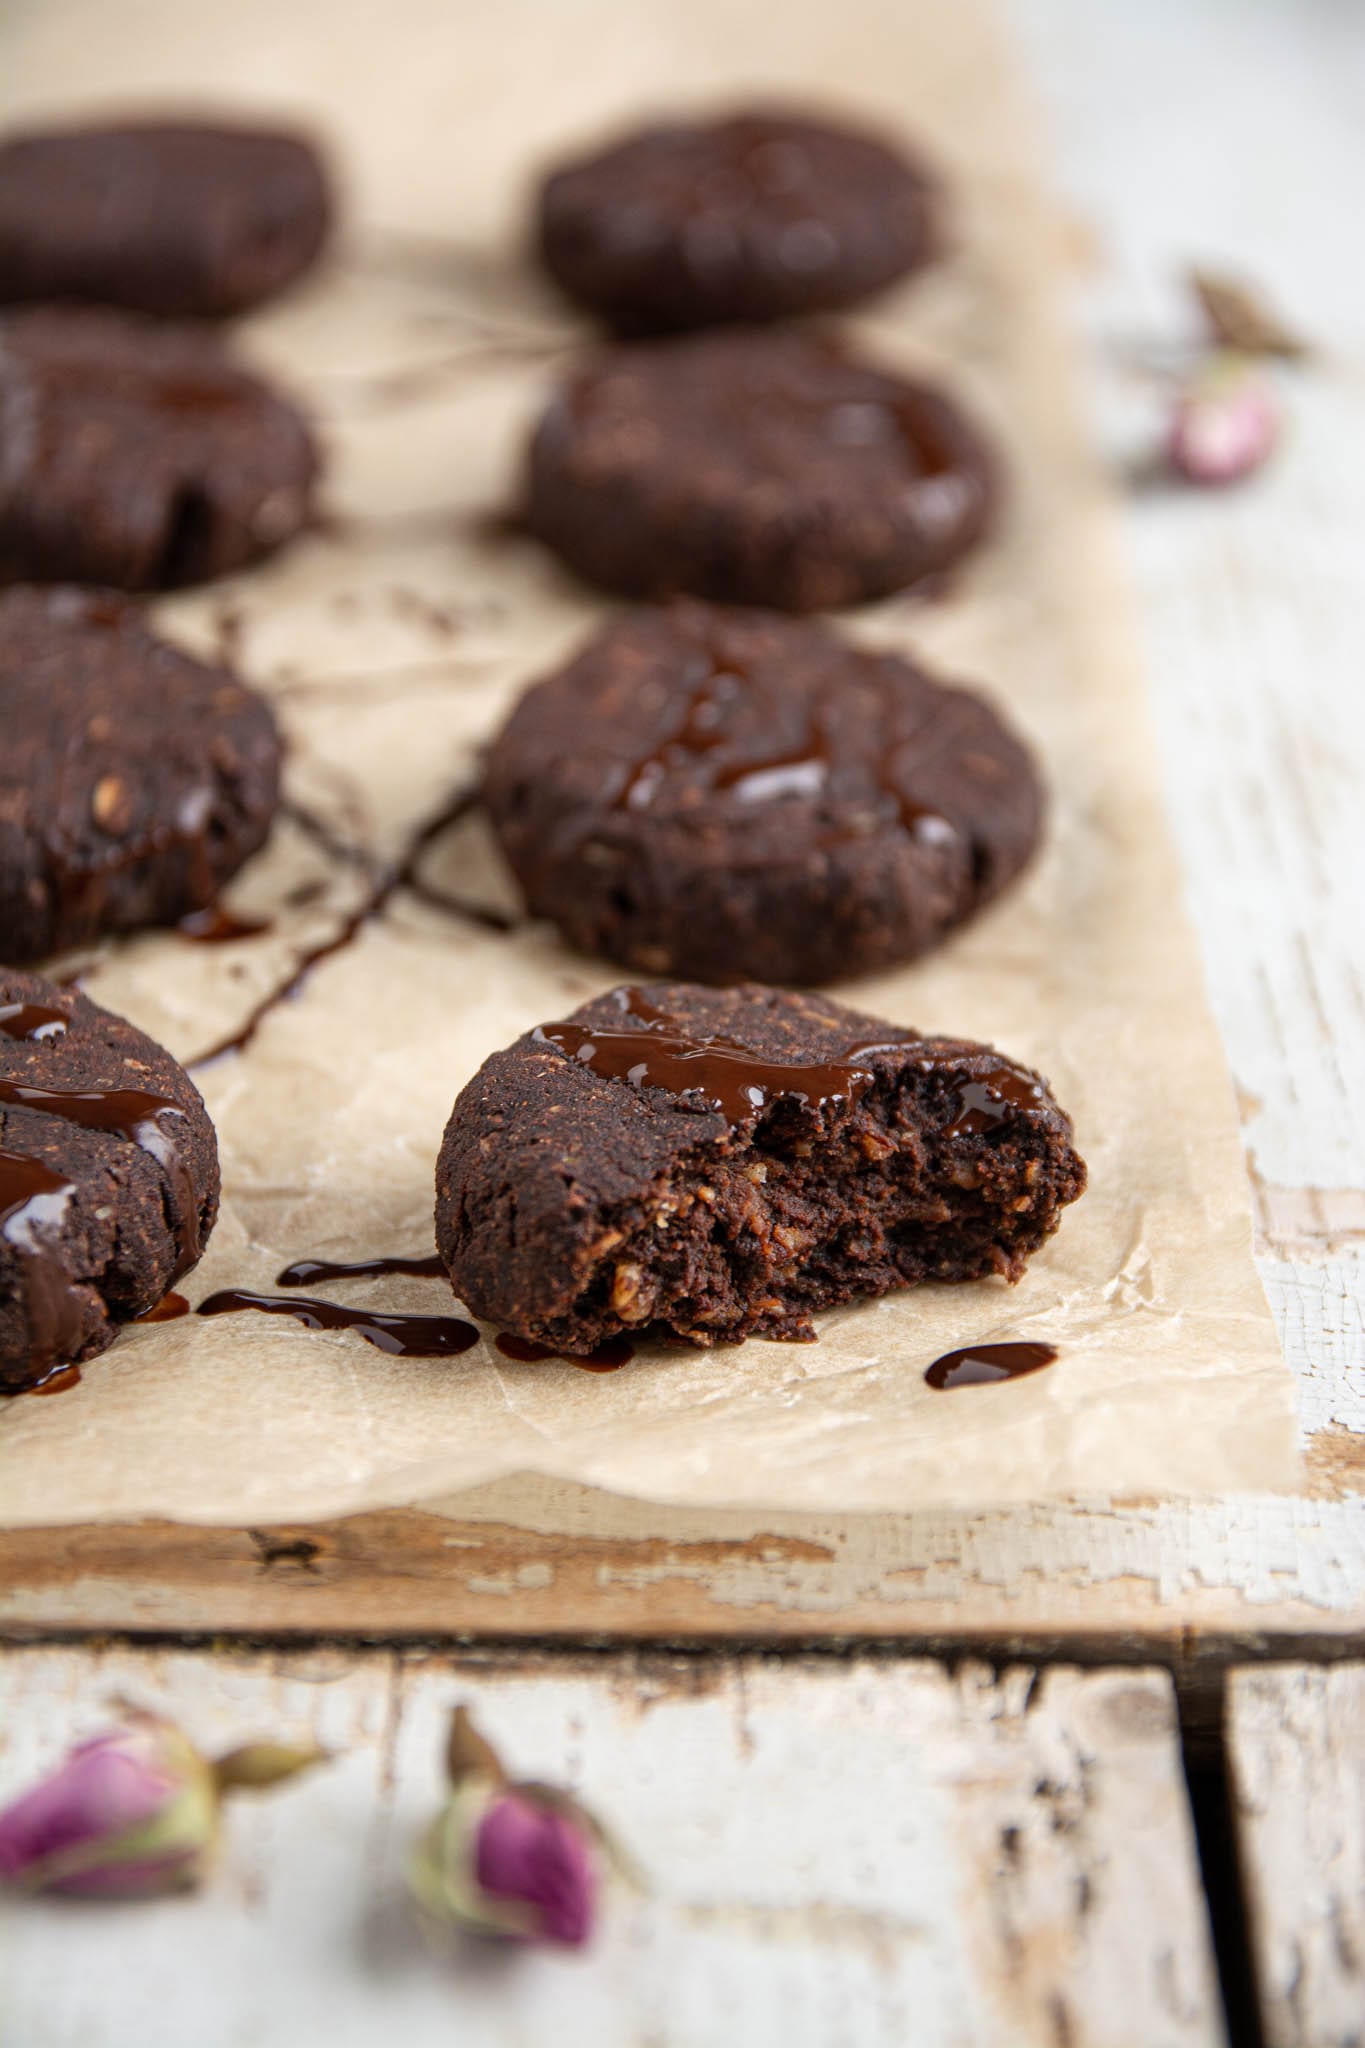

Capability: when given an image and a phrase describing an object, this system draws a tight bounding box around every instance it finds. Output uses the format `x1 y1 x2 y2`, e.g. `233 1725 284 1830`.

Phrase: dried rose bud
1168 354 1280 485
407 1705 600 1947
0 1708 326 1899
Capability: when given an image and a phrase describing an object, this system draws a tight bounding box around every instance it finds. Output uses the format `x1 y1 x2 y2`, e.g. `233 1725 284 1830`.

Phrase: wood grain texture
1227 1664 1365 2048
0 1645 1225 2048
2 1255 1359 1670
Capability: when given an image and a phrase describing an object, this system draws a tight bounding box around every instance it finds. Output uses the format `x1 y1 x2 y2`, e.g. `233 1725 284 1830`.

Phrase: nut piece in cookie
0 586 281 963
0 971 220 1391
435 982 1086 1353
0 119 331 319
484 603 1042 985
0 307 318 589
538 106 938 334
525 328 996 611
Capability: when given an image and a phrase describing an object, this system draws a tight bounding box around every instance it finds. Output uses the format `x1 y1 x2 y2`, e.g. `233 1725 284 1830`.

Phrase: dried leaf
212 1741 330 1791
1190 269 1309 360
445 1704 505 1788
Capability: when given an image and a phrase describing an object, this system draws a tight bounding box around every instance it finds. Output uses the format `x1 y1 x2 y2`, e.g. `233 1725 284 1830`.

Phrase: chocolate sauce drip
0 1078 201 1281
134 1290 190 1323
193 780 490 1066
0 1147 83 1389
495 1331 634 1370
925 1341 1057 1389
0 1002 69 1042
196 1288 480 1357
535 986 904 1123
944 1063 1049 1138
276 1252 447 1286
177 905 273 944
402 873 518 934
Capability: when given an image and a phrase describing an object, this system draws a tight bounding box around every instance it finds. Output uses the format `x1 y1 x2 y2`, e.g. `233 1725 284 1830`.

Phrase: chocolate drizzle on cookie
535 985 904 1122
0 1148 83 1385
0 1077 201 1279
604 640 954 846
0 1002 69 1043
535 987 1052 1153
944 1066 1050 1137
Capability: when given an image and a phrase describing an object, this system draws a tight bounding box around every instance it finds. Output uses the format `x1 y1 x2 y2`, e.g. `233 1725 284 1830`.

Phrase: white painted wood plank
1009 0 1365 1200
1227 1663 1365 2048
0 1647 1225 2048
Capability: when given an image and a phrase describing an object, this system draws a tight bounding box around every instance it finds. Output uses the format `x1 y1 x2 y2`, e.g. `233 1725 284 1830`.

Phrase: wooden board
2 0 1363 1653
0 1644 1226 2048
2 1251 1360 1736
1226 1664 1365 2048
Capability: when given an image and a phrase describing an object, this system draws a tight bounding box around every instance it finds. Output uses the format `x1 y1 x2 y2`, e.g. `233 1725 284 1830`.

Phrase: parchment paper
0 0 1297 1526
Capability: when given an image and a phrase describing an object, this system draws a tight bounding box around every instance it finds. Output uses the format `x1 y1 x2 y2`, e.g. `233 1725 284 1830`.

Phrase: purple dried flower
475 1791 596 1946
0 1709 325 1899
408 1705 602 1947
1169 354 1279 485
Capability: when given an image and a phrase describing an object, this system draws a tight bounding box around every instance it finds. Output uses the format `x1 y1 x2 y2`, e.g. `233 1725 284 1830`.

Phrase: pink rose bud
475 1791 596 1946
408 1705 600 1947
0 1709 326 1899
1168 354 1280 485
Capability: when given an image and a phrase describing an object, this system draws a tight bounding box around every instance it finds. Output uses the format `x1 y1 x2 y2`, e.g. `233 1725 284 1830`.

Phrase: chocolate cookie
435 981 1086 1351
0 586 282 962
537 107 938 334
0 119 331 319
0 970 220 1391
0 306 318 589
483 604 1041 985
525 329 995 611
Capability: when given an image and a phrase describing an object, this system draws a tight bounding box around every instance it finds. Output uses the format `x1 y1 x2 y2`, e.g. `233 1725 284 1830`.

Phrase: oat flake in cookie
484 603 1042 985
0 119 331 319
435 982 1086 1354
0 307 317 589
537 107 938 334
525 328 996 612
0 971 219 1392
0 587 281 962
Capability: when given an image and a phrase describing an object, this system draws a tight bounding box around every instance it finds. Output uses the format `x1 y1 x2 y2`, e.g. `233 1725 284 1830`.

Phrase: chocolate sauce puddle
177 906 273 944
0 1078 201 1280
276 1252 446 1286
196 1289 480 1357
495 1332 634 1371
535 986 906 1122
192 780 495 1066
29 1363 82 1397
135 1290 190 1324
925 1341 1057 1389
